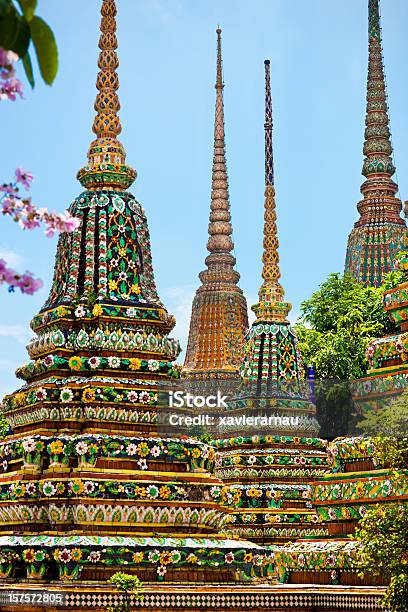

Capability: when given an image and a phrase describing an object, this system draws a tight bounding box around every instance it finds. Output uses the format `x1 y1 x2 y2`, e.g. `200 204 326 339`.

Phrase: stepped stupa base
0 582 385 611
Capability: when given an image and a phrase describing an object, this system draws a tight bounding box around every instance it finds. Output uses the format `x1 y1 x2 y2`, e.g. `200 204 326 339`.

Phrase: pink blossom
15 168 33 190
0 48 23 102
0 259 43 295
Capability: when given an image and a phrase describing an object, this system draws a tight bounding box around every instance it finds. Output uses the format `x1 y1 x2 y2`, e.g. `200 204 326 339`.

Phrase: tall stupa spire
345 0 406 287
231 60 317 434
252 60 291 323
77 0 136 191
206 27 235 269
183 28 248 381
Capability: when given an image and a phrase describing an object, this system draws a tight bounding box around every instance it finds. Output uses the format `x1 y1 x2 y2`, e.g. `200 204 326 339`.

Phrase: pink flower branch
0 169 80 295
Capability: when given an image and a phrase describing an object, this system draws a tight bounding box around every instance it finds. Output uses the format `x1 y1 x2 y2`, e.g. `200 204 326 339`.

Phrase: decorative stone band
0 479 228 504
212 435 327 451
4 404 157 431
216 466 329 481
0 534 273 583
0 504 232 532
326 437 379 472
14 585 385 610
312 473 407 509
229 511 320 526
0 434 215 474
274 539 361 584
215 448 329 470
226 526 328 540
365 332 408 369
77 162 136 190
27 327 180 361
222 483 313 507
351 370 408 404
31 302 172 334
383 280 408 324
16 355 181 382
3 377 162 415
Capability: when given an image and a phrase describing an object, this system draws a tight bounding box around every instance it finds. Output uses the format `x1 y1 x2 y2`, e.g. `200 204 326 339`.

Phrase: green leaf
16 0 36 21
0 2 19 50
22 50 34 87
9 13 30 56
29 15 58 85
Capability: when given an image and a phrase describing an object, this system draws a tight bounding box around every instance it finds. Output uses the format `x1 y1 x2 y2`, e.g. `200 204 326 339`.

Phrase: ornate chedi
183 28 248 384
345 0 407 287
0 3 273 608
275 437 408 586
351 246 408 412
228 60 317 436
213 62 328 548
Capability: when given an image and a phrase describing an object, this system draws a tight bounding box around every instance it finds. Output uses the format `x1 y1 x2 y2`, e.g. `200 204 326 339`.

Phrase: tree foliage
0 0 58 86
295 272 401 380
107 572 144 612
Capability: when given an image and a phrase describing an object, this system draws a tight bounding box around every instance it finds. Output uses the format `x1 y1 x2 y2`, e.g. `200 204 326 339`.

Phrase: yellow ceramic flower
131 284 141 294
53 550 61 561
49 440 64 455
132 552 143 563
137 442 149 457
108 280 118 291
82 388 96 402
191 448 201 459
72 479 84 494
187 553 198 564
244 552 253 563
247 487 259 498
129 358 142 370
71 548 82 562
92 304 103 316
159 486 171 499
68 356 82 371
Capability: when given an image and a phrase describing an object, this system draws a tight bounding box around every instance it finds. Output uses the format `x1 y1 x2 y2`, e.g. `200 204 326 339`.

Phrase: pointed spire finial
202 27 236 276
264 60 274 187
252 60 291 323
77 0 136 190
362 0 395 180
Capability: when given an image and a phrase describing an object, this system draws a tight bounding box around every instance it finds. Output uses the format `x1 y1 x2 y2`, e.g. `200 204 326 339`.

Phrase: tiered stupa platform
213 435 329 544
275 436 407 587
352 250 408 411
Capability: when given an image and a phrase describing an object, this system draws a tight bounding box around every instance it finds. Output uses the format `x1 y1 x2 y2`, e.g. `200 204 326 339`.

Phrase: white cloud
0 248 24 268
0 324 30 344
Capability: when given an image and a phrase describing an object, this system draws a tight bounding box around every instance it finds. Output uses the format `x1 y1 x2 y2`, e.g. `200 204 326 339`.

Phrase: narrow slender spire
252 60 291 323
205 27 235 268
362 0 394 181
344 0 406 287
77 0 136 190
183 28 248 380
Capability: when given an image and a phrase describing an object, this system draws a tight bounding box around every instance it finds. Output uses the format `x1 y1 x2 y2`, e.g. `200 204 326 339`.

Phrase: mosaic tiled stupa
352 246 408 411
345 0 407 287
183 28 248 384
213 61 328 547
0 2 272 606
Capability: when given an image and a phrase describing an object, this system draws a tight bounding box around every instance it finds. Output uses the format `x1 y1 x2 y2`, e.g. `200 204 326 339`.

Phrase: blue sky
1 0 408 397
